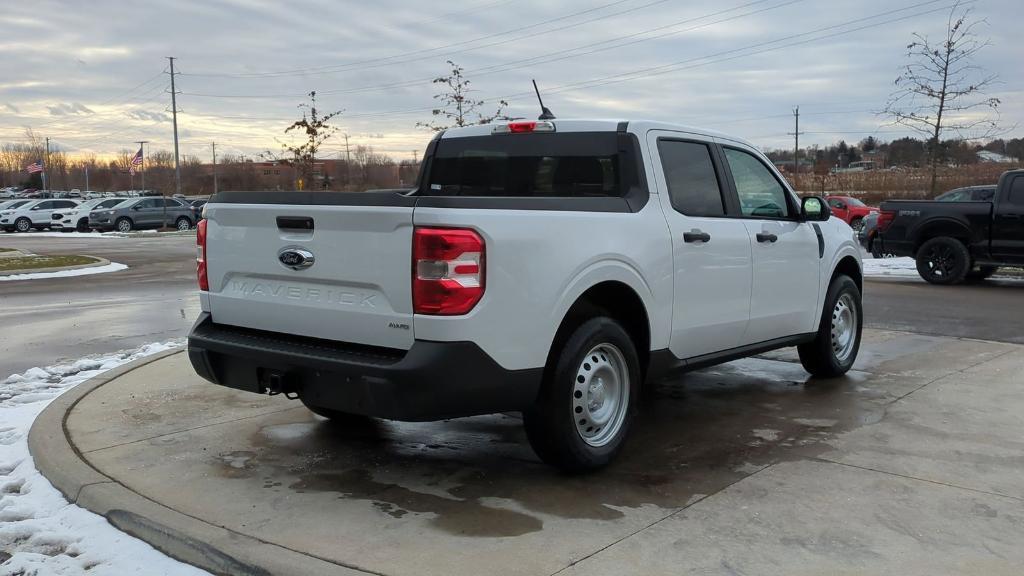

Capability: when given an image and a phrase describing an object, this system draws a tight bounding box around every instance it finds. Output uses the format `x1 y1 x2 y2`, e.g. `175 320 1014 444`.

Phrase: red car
825 195 878 232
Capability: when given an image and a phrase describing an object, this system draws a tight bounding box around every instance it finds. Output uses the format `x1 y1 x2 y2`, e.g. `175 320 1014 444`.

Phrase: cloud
46 102 94 116
3 102 20 114
127 110 170 122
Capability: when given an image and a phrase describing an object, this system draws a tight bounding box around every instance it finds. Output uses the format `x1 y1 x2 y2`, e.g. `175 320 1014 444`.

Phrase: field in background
791 163 1020 204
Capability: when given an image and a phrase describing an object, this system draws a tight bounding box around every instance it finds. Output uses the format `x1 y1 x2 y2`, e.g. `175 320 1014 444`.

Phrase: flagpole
44 137 50 193
136 141 148 194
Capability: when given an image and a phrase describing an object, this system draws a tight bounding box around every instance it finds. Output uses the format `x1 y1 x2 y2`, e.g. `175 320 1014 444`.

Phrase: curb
0 256 112 276
29 348 366 576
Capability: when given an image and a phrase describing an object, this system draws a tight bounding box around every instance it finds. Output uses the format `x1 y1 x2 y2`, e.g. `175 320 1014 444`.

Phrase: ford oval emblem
278 247 315 270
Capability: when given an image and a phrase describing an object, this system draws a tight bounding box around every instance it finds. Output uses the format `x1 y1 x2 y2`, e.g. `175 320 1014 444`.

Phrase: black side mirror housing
801 196 831 222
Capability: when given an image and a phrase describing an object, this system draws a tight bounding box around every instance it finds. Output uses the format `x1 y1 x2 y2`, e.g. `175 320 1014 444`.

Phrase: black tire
915 236 970 285
965 265 998 282
870 243 884 259
850 217 864 233
798 275 863 378
14 217 31 233
115 217 133 233
77 218 90 232
523 317 640 472
175 216 192 231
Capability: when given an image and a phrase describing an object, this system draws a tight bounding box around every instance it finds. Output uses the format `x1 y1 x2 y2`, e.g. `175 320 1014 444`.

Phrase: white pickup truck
188 119 862 471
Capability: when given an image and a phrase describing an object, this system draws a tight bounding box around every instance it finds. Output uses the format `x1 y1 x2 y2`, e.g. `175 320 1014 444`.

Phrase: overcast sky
1 0 1020 161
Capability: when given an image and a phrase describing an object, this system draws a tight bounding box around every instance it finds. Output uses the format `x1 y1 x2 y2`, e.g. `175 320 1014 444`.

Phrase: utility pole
43 137 50 192
84 166 89 192
167 57 181 199
211 142 218 195
787 106 804 191
343 133 351 190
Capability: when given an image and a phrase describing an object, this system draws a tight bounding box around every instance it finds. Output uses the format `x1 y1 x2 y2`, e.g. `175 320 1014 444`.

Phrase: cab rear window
426 133 621 198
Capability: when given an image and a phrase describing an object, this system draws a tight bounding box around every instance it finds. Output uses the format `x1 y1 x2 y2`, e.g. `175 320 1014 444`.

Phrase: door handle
683 230 711 243
756 232 778 243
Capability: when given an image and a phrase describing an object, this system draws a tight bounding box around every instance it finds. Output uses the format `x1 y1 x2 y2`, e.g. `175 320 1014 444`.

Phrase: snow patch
862 256 920 278
0 262 128 282
0 341 210 576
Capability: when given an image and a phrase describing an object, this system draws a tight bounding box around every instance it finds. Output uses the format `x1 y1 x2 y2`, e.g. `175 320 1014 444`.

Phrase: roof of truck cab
438 119 758 149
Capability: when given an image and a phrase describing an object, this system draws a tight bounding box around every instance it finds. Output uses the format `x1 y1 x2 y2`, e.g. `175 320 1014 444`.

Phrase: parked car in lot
858 211 882 257
188 118 863 471
1 198 80 232
826 195 878 232
189 199 208 223
878 169 1024 284
935 185 996 202
89 196 194 232
0 199 31 212
51 198 128 232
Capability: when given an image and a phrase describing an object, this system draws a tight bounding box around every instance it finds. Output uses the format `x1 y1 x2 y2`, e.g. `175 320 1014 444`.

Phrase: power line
182 0 656 79
179 0 796 99
485 0 958 102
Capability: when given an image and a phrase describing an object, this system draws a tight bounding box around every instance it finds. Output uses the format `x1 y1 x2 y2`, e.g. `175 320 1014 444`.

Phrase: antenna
532 79 556 120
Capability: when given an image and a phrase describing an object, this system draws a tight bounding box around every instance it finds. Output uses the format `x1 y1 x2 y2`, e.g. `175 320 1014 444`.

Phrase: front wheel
115 217 133 233
77 218 90 232
524 317 640 472
175 216 192 231
14 217 31 233
915 236 970 285
850 217 864 233
798 275 863 378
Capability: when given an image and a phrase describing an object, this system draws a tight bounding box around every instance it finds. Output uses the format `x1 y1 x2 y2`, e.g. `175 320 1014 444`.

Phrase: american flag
26 160 44 174
129 146 143 175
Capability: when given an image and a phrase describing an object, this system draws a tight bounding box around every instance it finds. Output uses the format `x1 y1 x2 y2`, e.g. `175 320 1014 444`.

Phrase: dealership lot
2 235 1021 575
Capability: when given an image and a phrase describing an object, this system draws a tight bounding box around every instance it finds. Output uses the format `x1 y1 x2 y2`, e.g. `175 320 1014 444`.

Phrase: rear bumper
187 313 542 421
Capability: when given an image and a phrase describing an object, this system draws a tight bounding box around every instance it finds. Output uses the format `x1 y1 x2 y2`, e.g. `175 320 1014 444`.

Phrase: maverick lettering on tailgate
230 281 376 307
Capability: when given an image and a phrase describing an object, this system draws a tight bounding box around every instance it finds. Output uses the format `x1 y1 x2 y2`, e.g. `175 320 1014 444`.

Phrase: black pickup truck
877 169 1024 284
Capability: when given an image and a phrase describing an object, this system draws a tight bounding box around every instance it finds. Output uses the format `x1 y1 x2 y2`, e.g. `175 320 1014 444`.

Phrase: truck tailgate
204 192 416 350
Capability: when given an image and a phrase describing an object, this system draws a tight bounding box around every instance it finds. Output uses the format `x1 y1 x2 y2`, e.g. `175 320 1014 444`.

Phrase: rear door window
427 133 621 198
657 140 725 217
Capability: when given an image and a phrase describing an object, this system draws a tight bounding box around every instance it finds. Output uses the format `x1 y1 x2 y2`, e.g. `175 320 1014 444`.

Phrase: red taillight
413 227 484 315
196 218 209 291
877 210 896 233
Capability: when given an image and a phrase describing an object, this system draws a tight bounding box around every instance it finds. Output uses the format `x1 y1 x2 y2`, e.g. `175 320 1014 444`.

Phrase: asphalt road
1 232 1021 376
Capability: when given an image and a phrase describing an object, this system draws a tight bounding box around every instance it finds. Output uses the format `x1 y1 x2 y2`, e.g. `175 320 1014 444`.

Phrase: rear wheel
915 236 970 285
524 317 639 472
798 274 862 378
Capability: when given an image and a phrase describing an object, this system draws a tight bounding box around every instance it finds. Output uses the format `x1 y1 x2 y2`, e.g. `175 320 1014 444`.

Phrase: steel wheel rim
117 220 131 232
572 343 629 447
831 293 858 364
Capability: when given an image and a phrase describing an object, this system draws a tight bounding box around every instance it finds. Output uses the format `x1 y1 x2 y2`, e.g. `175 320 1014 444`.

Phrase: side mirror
801 196 831 221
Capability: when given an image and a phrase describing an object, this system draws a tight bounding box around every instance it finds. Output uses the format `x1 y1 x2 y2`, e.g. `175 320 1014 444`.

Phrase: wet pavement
0 234 199 376
53 329 1024 575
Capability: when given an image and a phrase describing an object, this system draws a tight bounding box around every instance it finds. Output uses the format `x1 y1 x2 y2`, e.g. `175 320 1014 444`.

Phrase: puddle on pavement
199 349 916 538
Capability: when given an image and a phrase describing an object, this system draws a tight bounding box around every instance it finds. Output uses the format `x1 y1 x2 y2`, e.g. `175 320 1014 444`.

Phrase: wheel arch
912 218 971 253
547 278 654 383
831 254 862 293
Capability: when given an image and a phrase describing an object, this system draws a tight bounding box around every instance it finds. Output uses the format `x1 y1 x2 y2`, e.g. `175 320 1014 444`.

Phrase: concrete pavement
30 329 1024 576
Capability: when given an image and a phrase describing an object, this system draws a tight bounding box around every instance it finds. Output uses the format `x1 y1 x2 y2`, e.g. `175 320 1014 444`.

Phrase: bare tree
418 60 509 132
882 2 1001 194
264 91 342 190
